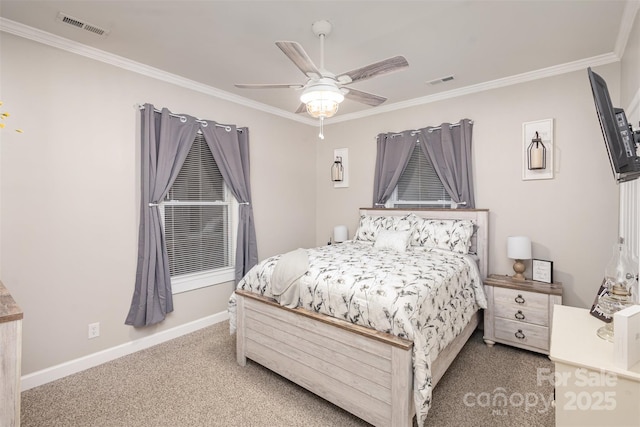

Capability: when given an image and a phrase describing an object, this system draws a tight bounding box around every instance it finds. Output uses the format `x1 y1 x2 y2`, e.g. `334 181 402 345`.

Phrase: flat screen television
588 67 640 183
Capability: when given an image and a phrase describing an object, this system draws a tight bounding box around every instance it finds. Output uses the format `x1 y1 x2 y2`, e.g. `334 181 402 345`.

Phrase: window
161 133 237 294
387 143 453 208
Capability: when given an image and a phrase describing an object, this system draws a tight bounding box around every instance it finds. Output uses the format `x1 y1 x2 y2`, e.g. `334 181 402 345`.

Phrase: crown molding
0 17 317 126
0 16 628 127
330 52 621 123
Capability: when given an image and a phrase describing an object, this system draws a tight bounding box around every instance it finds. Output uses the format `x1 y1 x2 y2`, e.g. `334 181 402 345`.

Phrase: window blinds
168 134 224 202
396 144 451 207
164 134 231 277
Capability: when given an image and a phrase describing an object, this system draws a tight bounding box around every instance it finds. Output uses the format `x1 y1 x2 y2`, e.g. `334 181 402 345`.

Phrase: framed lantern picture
532 259 553 283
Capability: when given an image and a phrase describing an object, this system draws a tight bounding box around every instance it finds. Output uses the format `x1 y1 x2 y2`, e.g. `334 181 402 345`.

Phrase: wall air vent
427 75 455 85
56 12 110 37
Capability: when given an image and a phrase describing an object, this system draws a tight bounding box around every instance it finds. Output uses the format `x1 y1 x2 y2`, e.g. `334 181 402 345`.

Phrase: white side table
550 305 640 426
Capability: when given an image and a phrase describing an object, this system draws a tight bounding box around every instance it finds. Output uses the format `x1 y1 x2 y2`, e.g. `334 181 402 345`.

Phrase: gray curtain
126 104 199 327
372 131 416 206
418 119 475 208
126 105 257 327
201 124 258 283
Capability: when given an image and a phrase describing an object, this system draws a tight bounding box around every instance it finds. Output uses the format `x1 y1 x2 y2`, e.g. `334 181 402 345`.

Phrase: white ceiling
0 0 635 123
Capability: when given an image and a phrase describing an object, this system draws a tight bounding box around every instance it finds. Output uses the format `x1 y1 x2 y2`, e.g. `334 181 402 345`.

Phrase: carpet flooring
21 321 554 426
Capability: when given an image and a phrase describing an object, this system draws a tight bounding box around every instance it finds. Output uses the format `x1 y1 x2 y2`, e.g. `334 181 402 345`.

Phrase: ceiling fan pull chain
319 116 325 140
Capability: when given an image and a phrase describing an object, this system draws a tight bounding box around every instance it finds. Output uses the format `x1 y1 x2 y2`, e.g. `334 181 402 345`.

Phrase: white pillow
374 230 412 252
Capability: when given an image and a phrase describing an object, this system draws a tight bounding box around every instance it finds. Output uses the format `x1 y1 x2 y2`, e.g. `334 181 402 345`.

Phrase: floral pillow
374 230 412 252
411 218 474 254
354 214 417 242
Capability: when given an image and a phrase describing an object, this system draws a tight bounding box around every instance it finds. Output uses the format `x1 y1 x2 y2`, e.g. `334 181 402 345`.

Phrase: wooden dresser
0 280 23 427
483 274 562 354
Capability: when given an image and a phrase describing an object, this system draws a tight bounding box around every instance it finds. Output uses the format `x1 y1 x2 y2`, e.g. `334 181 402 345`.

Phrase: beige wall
0 33 317 375
1 10 638 378
315 64 622 310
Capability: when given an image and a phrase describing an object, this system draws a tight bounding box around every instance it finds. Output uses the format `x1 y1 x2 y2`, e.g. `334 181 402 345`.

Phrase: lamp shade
300 79 345 119
507 236 532 260
333 225 348 243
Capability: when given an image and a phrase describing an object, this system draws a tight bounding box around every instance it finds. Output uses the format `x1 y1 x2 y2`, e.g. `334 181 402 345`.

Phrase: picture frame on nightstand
532 259 553 283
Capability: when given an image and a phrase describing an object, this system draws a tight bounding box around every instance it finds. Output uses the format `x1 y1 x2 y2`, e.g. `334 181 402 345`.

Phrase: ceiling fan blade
275 41 322 79
234 83 304 89
343 88 387 107
337 56 409 84
295 103 307 114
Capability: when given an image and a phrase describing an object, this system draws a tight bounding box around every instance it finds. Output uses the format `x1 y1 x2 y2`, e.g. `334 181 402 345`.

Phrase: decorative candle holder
527 131 546 170
331 156 344 182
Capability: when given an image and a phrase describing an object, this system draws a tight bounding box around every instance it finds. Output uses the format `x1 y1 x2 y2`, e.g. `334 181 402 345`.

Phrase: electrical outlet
88 322 100 339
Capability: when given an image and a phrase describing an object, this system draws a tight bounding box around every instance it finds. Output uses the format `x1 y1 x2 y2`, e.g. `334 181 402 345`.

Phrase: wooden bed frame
235 208 489 427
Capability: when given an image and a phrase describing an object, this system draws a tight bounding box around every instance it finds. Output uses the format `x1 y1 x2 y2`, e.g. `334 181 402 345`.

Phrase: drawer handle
514 294 526 304
515 329 526 340
515 310 525 320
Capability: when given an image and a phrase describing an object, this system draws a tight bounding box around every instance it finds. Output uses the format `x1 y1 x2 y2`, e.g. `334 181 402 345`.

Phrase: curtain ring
179 116 187 123
201 121 208 128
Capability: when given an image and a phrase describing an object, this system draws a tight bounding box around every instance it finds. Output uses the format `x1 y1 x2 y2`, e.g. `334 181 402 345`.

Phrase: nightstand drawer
483 274 562 355
493 287 548 313
494 318 549 350
495 304 548 326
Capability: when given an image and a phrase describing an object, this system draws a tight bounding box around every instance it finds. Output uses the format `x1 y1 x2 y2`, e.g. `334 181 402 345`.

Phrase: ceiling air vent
427 75 455 85
56 12 110 37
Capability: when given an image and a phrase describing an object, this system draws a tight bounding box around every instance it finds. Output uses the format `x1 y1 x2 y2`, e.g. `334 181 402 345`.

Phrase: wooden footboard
236 289 414 427
236 289 480 427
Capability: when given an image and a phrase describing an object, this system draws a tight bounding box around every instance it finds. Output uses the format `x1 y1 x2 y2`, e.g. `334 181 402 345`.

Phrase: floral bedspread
228 240 486 425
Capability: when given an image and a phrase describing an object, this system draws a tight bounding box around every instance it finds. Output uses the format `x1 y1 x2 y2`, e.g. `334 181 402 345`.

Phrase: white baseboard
20 311 229 391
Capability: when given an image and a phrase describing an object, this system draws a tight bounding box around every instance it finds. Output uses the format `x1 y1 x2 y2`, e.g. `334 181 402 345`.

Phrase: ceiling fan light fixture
234 20 408 134
300 81 344 119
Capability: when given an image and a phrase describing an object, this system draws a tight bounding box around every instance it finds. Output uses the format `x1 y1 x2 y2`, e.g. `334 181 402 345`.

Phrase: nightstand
483 274 562 355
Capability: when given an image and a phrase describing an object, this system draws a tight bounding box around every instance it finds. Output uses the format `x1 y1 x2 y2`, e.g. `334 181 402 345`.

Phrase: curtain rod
135 104 243 133
387 120 473 138
428 120 473 132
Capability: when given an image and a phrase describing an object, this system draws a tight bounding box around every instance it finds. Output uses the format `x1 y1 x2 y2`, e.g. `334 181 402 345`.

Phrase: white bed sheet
229 240 486 424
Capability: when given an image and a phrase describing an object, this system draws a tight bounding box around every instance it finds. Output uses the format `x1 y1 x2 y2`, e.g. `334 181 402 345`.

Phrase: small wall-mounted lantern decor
522 119 554 180
332 148 349 188
527 131 547 170
331 156 344 182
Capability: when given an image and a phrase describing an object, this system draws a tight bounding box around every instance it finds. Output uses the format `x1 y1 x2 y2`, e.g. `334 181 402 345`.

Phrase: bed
229 208 489 427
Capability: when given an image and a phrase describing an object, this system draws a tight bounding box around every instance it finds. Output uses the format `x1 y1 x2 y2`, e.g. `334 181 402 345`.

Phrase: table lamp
507 236 532 280
333 225 348 243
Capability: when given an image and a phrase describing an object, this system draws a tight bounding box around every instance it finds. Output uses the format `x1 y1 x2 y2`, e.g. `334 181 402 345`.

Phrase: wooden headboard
359 208 489 279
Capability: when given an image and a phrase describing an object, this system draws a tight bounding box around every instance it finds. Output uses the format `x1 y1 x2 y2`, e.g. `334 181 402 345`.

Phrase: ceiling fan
235 20 409 136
